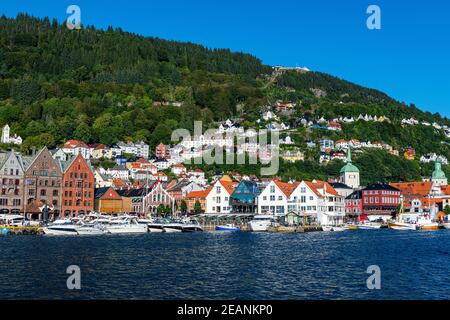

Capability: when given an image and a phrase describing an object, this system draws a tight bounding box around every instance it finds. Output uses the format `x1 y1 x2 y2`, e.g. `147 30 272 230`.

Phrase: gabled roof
95 187 122 200
309 180 340 197
390 182 433 198
186 188 211 199
63 140 89 149
274 181 297 197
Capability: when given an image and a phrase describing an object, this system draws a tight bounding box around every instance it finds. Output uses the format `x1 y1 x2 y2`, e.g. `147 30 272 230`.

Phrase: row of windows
363 190 399 196
1 179 20 186
63 200 92 207
0 199 21 206
212 196 229 204
261 206 285 214
69 172 90 179
364 197 400 204
1 188 20 195
211 206 231 212
64 191 92 198
28 189 59 197
3 168 20 176
64 181 93 188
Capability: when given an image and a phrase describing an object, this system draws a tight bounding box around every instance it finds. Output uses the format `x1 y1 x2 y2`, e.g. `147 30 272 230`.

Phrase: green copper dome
432 161 447 180
340 148 360 174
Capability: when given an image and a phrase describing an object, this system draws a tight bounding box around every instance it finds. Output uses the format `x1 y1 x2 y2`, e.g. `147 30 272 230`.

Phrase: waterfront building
23 147 63 220
390 181 435 207
345 190 363 220
61 154 95 217
258 180 297 215
339 149 360 189
361 183 401 221
290 180 345 226
142 180 174 214
117 188 149 214
331 182 354 198
185 189 209 214
95 187 131 214
231 180 260 213
205 175 238 214
0 151 25 214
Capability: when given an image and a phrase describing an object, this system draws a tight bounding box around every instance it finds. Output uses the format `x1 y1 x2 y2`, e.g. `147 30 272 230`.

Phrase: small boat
76 224 106 235
106 217 148 234
322 225 345 232
148 222 165 233
417 222 441 230
163 222 184 233
388 222 417 230
43 219 79 236
216 224 240 231
182 219 203 232
443 223 450 230
357 222 383 229
248 215 273 232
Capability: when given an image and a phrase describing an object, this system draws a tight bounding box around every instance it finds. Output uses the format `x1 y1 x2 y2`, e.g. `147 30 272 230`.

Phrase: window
270 195 275 201
270 186 275 193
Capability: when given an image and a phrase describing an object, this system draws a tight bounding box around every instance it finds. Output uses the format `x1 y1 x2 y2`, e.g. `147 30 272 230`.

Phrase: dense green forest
0 14 449 184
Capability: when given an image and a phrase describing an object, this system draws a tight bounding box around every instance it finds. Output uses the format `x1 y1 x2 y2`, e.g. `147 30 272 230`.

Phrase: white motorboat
163 222 184 233
181 219 203 232
148 221 166 232
106 217 148 234
357 222 383 229
443 223 450 230
248 215 273 232
322 225 346 232
76 224 106 235
43 219 79 235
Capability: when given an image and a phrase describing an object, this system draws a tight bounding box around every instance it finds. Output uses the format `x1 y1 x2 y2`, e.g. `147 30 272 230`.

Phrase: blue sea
0 229 449 300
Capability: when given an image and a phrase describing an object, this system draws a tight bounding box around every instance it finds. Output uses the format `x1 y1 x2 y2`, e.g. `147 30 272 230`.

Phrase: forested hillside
0 14 449 183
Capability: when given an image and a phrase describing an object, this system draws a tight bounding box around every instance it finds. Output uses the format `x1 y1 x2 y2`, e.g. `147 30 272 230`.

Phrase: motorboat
248 215 273 232
76 224 106 235
163 221 184 233
106 217 148 234
216 224 240 231
148 220 166 233
388 222 417 230
322 225 346 232
182 219 203 232
43 219 79 235
357 221 383 229
443 223 450 230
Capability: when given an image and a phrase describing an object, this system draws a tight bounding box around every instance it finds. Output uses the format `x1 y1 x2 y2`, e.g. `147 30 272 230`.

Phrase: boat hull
107 226 148 234
388 223 417 230
216 226 240 231
43 227 78 236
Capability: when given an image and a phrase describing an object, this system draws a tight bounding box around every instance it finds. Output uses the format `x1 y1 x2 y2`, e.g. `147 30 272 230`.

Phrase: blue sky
2 0 450 117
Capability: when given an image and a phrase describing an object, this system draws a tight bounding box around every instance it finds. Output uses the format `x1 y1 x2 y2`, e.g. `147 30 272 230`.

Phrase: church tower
432 160 448 187
1 124 10 144
340 148 360 189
